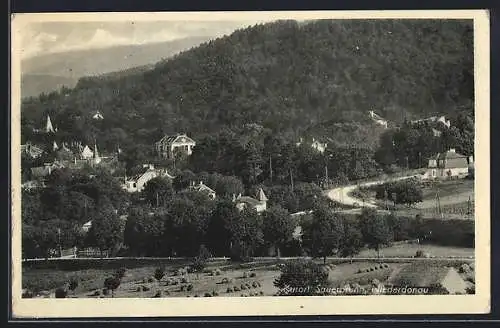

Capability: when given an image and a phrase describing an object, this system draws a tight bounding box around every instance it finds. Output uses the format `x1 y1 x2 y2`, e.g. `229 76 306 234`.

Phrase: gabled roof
156 134 195 145
387 263 456 287
236 196 261 207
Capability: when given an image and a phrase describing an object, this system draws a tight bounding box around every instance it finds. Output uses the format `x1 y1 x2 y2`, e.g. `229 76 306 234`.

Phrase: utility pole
436 191 442 218
290 168 294 192
156 192 159 207
57 228 62 258
269 155 273 182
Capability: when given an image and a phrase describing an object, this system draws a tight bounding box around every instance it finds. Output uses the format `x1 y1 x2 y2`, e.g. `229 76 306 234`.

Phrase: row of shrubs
356 263 390 274
226 281 261 293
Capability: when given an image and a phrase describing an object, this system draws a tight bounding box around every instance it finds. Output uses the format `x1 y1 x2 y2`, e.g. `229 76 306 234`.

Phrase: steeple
257 188 268 202
93 141 100 159
46 114 55 133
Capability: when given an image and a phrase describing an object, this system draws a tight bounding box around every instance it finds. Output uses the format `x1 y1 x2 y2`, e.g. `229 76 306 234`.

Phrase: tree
173 170 196 191
393 179 423 207
274 259 329 296
86 204 124 256
55 287 68 298
190 244 212 275
104 276 121 298
338 217 363 262
123 207 164 256
154 266 165 291
68 278 79 295
228 207 264 261
302 204 344 264
262 205 296 257
206 199 239 256
358 208 392 258
143 177 174 207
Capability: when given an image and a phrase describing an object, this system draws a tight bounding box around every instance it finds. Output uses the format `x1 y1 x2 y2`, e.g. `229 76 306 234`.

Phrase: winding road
325 175 419 210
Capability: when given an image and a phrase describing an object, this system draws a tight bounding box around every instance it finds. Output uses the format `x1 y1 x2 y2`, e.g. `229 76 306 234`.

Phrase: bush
142 286 150 292
171 280 179 285
194 294 199 297
252 281 259 288
55 288 67 298
233 286 241 291
415 250 424 258
136 286 141 292
242 272 249 278
221 278 230 284
153 291 162 298
204 292 212 297
241 284 247 290
459 263 471 274
180 285 186 292
259 291 264 295
369 267 374 272
212 290 219 296
383 264 389 268
154 267 166 282
102 288 109 295
115 267 127 279
91 290 100 296
245 283 251 289
226 287 233 293
187 284 194 291
68 278 79 292
249 272 256 278
147 277 154 283
356 269 363 274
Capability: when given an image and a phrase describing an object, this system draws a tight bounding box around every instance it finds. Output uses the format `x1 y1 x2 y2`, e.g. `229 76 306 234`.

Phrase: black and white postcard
10 10 490 317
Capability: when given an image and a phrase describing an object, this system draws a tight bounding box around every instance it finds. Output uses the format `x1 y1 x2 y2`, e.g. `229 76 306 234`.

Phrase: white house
91 110 104 120
296 137 328 153
122 164 174 193
421 148 472 180
81 145 94 159
154 134 196 159
234 188 268 213
368 110 389 129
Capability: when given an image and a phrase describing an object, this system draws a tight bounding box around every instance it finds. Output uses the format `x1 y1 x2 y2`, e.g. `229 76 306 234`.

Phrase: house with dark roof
386 263 468 295
154 134 196 159
234 188 268 213
189 181 216 200
122 164 175 193
421 148 473 180
21 143 44 159
30 161 65 180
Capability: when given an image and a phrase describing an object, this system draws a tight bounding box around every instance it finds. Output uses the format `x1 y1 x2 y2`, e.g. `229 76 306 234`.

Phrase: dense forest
21 19 473 152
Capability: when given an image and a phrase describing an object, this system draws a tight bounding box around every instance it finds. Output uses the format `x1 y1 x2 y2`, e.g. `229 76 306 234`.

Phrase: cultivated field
23 255 475 298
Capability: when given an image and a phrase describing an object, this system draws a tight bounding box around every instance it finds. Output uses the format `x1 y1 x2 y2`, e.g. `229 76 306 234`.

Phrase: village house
30 161 65 180
234 188 268 213
91 110 104 120
422 148 473 180
386 263 468 295
21 142 44 159
122 164 175 193
410 115 451 129
189 181 217 200
368 110 389 129
296 137 328 153
154 134 196 159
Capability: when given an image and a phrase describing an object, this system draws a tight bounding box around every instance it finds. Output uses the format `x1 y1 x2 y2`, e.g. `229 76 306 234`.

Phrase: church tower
45 114 55 133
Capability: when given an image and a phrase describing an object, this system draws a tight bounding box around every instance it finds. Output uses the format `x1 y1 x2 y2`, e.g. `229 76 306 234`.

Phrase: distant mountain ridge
20 36 212 98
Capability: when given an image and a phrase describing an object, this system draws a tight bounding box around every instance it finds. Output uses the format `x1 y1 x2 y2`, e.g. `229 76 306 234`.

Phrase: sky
19 20 277 59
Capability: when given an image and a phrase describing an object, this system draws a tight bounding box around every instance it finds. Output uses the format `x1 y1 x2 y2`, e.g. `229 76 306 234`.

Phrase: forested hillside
21 19 473 151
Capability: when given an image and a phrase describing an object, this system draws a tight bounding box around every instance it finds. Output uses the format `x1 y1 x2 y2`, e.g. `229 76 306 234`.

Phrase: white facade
155 134 196 159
